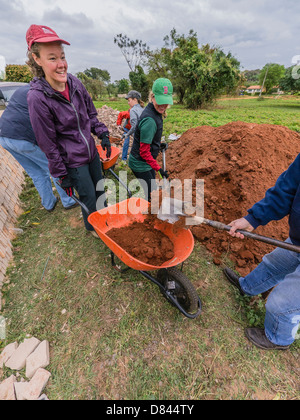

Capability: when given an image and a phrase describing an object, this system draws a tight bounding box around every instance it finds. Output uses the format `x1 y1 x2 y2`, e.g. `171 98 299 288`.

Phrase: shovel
159 143 169 190
157 196 300 253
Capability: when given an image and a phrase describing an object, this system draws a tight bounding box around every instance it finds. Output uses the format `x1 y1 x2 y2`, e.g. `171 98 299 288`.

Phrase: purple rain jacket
27 73 108 178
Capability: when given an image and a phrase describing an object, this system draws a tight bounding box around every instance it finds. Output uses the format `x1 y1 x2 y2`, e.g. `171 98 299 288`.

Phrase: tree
83 67 110 84
106 82 118 97
145 47 171 90
164 29 199 104
114 34 149 72
243 69 260 85
259 63 285 93
279 66 300 93
183 46 241 108
146 29 241 108
76 71 106 100
76 67 111 99
115 78 130 94
129 65 149 102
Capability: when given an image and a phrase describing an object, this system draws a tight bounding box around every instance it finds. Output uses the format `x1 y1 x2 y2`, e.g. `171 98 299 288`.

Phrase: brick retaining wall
0 112 25 305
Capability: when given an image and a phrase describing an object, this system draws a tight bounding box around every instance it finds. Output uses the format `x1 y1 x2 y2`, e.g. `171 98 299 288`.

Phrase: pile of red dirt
107 215 175 266
166 121 300 276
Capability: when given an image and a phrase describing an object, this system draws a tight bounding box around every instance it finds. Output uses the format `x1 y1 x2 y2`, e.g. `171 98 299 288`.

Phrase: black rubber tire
157 267 199 314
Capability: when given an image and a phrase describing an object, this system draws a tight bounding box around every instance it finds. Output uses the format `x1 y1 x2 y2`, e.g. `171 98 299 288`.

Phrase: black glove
160 142 168 152
59 175 74 197
99 132 111 158
159 168 169 179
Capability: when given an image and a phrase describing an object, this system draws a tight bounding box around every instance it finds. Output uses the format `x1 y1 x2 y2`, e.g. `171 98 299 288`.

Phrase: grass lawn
95 95 300 137
0 96 299 400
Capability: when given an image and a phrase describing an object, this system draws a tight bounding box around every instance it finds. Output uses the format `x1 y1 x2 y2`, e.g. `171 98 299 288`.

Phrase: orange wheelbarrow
73 196 202 319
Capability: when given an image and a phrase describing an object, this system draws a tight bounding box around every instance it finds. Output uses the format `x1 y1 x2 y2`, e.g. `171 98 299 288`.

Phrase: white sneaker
90 231 99 238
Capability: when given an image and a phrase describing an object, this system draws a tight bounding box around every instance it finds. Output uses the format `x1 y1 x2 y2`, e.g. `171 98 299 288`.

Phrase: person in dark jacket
0 84 76 211
25 24 111 235
128 78 173 201
224 155 300 350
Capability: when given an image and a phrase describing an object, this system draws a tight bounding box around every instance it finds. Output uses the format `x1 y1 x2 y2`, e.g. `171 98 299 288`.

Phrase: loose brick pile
0 133 25 306
0 337 51 400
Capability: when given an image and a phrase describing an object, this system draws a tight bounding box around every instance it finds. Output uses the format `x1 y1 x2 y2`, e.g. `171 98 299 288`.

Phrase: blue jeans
0 137 75 210
121 128 130 161
239 238 300 346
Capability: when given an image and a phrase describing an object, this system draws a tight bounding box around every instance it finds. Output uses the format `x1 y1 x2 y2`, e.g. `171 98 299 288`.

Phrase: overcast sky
1 0 300 82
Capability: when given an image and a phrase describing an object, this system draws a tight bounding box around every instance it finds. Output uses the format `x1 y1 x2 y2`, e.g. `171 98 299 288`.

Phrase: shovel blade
157 197 186 224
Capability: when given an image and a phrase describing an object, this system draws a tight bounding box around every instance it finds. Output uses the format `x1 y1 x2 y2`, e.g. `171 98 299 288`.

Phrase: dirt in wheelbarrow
164 121 300 276
107 215 175 266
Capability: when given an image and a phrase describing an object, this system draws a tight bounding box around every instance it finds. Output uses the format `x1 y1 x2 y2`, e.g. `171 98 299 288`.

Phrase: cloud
1 0 300 81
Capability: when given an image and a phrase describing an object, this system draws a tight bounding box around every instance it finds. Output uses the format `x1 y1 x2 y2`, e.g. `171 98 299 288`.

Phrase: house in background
245 85 266 94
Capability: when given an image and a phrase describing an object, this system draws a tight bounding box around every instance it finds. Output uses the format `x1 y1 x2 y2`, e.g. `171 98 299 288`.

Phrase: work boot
245 328 290 351
223 267 245 296
64 202 79 211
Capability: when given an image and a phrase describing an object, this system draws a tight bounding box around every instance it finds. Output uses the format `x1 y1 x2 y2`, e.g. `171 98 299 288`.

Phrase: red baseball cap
26 25 70 49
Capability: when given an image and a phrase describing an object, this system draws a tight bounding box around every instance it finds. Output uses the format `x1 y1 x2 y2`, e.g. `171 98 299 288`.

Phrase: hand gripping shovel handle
158 196 300 253
202 218 300 253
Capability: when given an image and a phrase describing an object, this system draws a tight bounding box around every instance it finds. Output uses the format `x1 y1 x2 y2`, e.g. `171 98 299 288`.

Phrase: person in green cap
128 78 173 201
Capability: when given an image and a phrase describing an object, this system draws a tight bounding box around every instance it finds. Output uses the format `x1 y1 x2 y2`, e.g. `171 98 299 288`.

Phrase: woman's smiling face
33 42 68 91
152 96 168 114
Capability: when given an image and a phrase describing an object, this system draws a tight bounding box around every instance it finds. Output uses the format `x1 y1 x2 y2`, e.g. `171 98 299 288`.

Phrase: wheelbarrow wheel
157 267 199 314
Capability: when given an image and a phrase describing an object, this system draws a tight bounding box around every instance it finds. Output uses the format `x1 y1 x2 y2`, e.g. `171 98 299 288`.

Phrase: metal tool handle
108 168 132 198
71 195 91 216
55 181 90 215
162 148 166 172
161 145 169 190
202 218 300 253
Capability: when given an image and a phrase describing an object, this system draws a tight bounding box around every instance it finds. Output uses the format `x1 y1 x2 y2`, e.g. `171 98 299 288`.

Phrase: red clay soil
107 215 175 266
165 121 300 276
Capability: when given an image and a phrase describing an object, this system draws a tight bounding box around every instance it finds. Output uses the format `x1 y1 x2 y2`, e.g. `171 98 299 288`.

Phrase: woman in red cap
26 25 111 236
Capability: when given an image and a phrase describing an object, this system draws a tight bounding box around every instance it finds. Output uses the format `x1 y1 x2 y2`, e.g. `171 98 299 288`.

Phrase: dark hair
137 98 145 108
26 43 45 78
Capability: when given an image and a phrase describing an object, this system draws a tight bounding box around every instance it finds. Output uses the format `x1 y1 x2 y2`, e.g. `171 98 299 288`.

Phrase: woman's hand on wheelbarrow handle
59 175 74 197
55 181 90 215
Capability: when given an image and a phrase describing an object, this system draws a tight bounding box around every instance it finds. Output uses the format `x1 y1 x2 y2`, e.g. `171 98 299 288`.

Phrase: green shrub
5 65 33 83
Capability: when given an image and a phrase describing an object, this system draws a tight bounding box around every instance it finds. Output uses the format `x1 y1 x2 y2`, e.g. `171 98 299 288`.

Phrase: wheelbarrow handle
55 181 90 215
203 218 300 253
71 195 91 216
